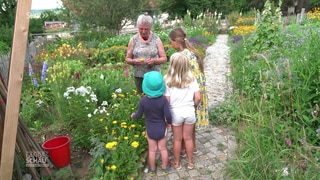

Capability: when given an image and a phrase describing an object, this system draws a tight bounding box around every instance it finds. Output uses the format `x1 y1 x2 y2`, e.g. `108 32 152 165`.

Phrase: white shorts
171 107 196 126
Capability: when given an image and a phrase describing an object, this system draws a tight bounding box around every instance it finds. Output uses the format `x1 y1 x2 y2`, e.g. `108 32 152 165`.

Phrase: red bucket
42 136 71 168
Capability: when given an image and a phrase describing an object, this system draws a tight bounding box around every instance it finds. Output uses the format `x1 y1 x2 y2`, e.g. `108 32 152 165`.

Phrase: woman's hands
133 57 156 67
146 58 156 66
133 58 145 65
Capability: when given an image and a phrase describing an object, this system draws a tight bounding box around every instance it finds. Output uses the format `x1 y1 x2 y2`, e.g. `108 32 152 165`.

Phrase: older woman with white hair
125 13 167 94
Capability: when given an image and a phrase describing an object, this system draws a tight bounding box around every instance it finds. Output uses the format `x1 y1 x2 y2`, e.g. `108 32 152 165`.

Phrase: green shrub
0 41 10 55
0 25 13 49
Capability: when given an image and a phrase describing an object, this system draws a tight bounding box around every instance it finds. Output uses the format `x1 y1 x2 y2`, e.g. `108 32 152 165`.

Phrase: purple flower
41 61 48 83
28 63 34 76
33 78 39 87
285 139 291 146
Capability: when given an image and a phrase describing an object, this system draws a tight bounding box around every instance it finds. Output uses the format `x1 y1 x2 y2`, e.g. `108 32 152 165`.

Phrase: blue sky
31 0 62 10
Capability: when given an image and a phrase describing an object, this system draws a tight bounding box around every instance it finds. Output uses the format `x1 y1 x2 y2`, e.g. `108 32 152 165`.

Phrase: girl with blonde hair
169 27 209 156
164 52 201 170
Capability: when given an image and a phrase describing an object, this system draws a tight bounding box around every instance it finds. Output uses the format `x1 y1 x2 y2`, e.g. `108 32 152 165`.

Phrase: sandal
180 150 187 157
149 169 156 176
169 159 182 170
187 162 194 170
193 149 199 155
162 167 170 175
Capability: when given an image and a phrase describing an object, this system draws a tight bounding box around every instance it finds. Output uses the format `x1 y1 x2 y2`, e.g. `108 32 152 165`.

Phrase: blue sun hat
142 71 166 98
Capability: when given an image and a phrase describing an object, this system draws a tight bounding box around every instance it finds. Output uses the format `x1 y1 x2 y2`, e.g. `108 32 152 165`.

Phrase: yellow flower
111 165 117 170
131 124 136 128
118 93 125 97
104 126 108 131
112 130 116 135
124 136 128 140
120 122 127 127
99 118 104 122
100 159 104 163
106 166 110 170
105 141 117 149
113 120 117 124
134 135 139 138
131 141 139 148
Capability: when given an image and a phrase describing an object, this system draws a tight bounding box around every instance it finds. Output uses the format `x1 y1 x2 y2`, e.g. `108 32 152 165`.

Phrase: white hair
136 13 153 28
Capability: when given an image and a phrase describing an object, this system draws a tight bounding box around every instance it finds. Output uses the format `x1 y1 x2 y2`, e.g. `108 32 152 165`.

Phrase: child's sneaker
162 167 170 175
148 169 156 177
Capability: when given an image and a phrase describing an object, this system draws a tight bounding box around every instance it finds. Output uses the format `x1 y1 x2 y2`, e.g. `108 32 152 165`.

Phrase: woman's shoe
169 159 182 170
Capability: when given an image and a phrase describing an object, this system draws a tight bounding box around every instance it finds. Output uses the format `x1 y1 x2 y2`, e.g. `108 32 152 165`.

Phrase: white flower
100 107 107 114
101 101 108 106
112 104 119 108
66 87 75 93
35 100 43 107
229 26 237 30
63 92 70 98
93 108 98 114
281 166 289 177
115 88 122 93
86 99 90 103
90 94 98 102
75 86 90 96
100 74 104 80
87 113 92 118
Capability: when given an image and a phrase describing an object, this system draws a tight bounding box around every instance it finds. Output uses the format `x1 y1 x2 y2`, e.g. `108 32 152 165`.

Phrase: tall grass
225 2 320 179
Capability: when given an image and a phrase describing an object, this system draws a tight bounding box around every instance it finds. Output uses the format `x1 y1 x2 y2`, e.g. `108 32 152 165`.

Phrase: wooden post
0 0 32 179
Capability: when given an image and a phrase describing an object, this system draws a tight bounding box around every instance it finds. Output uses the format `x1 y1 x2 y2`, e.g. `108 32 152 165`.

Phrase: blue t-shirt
132 95 172 140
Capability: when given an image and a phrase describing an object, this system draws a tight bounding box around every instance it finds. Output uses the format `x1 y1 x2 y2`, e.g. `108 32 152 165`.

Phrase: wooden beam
0 0 32 179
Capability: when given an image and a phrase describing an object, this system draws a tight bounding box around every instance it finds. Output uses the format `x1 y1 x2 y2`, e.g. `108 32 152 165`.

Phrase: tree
0 0 16 25
0 0 17 48
159 0 303 21
29 18 45 34
61 0 150 35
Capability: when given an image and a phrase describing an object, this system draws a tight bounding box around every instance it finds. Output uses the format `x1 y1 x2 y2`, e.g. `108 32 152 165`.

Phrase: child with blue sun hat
131 71 172 176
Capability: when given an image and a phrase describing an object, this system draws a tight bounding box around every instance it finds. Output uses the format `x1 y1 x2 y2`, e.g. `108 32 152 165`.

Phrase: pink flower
125 69 130 78
75 71 80 79
285 139 291 146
